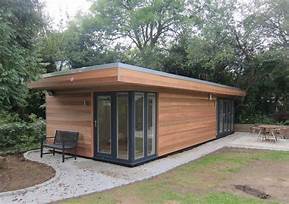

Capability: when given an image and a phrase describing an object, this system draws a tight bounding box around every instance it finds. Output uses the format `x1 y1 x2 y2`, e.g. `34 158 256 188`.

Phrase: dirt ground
0 154 55 192
220 159 289 203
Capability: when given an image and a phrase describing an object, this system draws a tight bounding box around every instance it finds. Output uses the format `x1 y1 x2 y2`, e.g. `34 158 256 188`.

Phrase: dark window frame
116 92 129 160
93 91 157 166
217 98 235 138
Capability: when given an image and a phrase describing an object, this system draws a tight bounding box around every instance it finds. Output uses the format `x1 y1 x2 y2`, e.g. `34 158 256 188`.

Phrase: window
134 93 144 159
147 93 156 156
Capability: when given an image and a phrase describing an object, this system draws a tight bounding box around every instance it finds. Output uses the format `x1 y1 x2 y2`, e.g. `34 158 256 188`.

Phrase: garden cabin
29 63 245 166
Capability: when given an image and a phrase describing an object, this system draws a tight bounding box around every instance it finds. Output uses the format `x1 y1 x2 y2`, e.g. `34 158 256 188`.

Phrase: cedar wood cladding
31 63 245 159
29 63 245 97
45 90 217 158
158 91 216 156
46 93 93 157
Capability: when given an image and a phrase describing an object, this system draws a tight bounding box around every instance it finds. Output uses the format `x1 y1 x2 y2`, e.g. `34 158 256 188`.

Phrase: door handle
94 120 97 127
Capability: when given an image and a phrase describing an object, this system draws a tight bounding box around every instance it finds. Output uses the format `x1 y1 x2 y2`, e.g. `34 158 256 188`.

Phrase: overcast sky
42 0 92 29
42 0 251 30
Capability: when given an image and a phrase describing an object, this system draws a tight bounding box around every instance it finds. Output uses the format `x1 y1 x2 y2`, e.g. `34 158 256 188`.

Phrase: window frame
93 91 157 166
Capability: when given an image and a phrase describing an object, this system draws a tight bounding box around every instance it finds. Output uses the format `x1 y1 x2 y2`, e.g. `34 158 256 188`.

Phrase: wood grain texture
29 65 245 97
46 92 93 157
157 91 217 156
29 68 119 90
118 68 245 96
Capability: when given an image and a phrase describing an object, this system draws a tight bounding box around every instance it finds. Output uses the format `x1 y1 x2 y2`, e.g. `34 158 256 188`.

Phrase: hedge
0 119 45 153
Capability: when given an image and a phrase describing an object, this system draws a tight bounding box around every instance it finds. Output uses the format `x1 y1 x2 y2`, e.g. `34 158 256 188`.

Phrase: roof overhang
28 63 246 97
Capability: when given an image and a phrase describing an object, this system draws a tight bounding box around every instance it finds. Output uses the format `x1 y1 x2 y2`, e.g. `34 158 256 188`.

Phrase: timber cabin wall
46 92 93 157
157 91 217 156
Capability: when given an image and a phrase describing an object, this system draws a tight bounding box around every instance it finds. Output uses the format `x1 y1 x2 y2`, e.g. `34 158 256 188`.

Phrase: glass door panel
135 93 144 159
218 100 224 135
230 101 234 130
117 93 129 160
97 95 112 154
224 101 228 132
147 93 156 156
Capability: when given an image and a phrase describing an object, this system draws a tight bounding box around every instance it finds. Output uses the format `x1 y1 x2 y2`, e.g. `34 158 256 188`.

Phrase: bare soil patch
234 185 271 199
0 154 55 192
219 159 289 203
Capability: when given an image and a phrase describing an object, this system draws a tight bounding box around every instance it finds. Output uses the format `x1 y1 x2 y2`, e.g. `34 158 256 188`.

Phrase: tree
162 0 289 121
251 0 289 48
0 0 45 113
38 0 188 70
89 0 186 51
35 0 289 123
38 14 128 71
37 31 67 73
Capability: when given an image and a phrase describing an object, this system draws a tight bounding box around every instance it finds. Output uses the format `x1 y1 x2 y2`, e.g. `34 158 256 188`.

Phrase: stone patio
1 132 289 204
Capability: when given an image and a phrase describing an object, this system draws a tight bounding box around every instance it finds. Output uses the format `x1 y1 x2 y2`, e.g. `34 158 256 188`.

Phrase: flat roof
29 62 246 96
43 62 238 90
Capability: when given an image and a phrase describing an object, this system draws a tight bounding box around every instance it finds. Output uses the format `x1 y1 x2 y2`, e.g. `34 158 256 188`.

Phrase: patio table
256 125 288 142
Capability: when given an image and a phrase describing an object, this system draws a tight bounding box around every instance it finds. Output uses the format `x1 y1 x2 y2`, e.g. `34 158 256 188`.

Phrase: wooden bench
40 130 79 162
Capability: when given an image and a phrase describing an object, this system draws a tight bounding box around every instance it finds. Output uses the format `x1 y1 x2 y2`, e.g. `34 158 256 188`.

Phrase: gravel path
1 132 289 204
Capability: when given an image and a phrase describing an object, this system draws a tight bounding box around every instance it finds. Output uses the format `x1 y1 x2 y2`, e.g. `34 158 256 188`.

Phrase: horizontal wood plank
29 64 245 97
158 91 217 156
118 68 245 96
46 93 93 157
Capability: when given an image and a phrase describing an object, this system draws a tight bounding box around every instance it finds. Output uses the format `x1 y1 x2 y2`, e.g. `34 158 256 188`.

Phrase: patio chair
257 127 272 141
278 128 289 139
40 130 79 162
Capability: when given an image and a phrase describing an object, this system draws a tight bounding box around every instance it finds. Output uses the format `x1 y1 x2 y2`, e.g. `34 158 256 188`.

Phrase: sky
42 0 92 29
42 0 251 30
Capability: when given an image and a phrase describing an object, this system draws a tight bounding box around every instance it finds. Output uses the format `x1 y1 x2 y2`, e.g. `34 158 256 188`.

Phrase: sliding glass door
217 99 234 138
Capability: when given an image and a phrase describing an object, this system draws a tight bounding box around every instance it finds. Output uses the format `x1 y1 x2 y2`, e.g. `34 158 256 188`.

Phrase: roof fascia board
37 62 245 96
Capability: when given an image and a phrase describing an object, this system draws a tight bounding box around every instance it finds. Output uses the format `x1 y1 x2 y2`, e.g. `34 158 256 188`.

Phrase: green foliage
23 90 45 119
37 0 187 70
2 0 288 127
125 47 166 69
90 0 186 50
0 0 45 112
0 113 45 154
238 113 276 125
38 18 126 71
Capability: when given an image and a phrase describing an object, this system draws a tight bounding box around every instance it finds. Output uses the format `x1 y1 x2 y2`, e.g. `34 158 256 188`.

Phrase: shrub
238 114 276 124
0 114 45 154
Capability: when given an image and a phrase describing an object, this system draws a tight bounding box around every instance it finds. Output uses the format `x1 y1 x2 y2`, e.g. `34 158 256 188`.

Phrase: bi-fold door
94 93 130 161
94 92 157 166
217 99 234 138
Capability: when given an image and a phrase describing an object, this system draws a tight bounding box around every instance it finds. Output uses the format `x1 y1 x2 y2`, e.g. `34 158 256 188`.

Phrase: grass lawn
59 148 289 204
